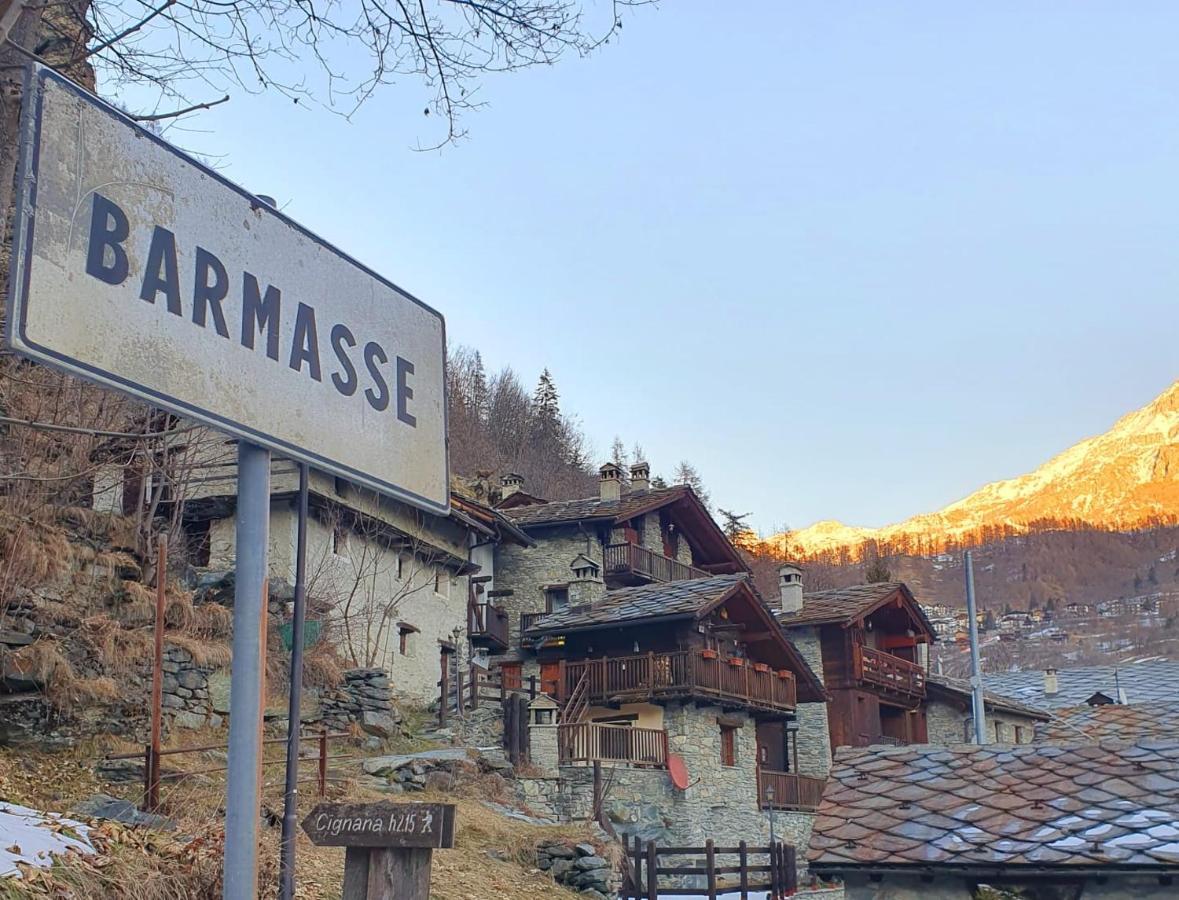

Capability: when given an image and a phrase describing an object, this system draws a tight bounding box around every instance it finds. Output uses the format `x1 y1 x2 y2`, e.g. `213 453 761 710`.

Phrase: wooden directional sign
302 802 456 849
303 802 456 900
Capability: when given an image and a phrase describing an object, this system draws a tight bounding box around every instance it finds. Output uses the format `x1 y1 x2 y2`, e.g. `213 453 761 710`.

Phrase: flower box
752 663 771 673
776 669 792 680
727 657 746 668
700 649 719 660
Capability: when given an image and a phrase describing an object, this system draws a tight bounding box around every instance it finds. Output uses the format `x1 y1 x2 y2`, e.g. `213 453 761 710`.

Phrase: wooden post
769 842 780 900
528 674 537 700
784 844 797 893
592 761 603 828
631 836 643 900
705 839 716 900
738 840 748 899
318 729 328 798
469 663 478 711
645 841 657 900
647 651 655 698
304 801 455 900
147 535 167 813
517 694 531 763
557 660 567 702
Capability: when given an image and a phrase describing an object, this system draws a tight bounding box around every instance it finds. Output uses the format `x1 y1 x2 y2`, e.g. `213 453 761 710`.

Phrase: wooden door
540 661 560 698
756 722 787 771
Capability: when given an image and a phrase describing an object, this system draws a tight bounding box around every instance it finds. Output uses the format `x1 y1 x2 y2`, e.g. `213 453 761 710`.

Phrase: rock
581 890 610 900
575 856 608 871
178 670 204 690
94 759 143 783
208 672 232 713
423 771 455 792
361 748 471 776
544 844 577 859
171 710 206 730
74 794 175 831
574 843 597 858
359 710 399 739
161 693 184 709
550 858 575 880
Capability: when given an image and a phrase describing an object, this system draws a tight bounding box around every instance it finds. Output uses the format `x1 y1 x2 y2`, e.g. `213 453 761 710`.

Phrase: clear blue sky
117 2 1178 533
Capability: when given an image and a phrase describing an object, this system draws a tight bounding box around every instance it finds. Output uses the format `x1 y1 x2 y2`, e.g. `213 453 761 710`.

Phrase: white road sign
6 66 449 515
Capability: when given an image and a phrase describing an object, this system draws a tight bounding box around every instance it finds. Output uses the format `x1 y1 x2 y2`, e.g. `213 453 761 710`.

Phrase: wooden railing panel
757 769 826 812
558 723 668 768
603 543 709 583
856 645 926 698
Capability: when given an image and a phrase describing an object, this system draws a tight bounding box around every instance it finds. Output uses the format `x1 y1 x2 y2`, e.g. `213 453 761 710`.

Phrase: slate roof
986 660 1179 710
776 582 936 637
524 574 745 633
1037 702 1179 743
499 486 688 527
809 740 1179 873
925 672 1051 721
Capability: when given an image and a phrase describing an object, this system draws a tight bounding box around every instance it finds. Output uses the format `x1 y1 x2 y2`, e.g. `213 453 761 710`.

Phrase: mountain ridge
779 380 1179 557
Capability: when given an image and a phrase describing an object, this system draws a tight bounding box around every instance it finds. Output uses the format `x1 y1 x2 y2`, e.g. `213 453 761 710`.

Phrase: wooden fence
621 837 797 899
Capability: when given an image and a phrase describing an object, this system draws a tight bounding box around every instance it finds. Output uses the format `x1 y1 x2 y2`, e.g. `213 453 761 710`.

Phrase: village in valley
0 2 1178 900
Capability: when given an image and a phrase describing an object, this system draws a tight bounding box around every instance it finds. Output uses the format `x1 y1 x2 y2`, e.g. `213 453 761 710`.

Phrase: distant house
987 660 1179 710
924 672 1049 744
809 740 1179 899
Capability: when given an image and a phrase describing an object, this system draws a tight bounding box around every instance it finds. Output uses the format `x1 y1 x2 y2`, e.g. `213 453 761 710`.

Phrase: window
434 571 450 597
396 555 405 580
397 623 419 656
544 586 569 612
1014 725 1026 744
720 725 737 767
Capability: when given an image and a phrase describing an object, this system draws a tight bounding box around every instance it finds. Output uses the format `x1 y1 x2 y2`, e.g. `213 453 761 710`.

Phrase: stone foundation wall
789 627 833 777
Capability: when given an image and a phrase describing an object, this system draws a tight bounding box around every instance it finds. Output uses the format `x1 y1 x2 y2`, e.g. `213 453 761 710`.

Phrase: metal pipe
964 550 987 744
224 441 270 900
279 462 309 900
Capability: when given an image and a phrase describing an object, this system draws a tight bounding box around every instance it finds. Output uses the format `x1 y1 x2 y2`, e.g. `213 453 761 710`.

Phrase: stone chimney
1044 667 1058 697
568 554 605 607
630 461 651 492
778 563 803 614
500 472 524 499
598 463 622 502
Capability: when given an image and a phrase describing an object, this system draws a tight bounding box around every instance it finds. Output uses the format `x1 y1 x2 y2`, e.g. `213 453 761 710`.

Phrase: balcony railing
758 769 826 812
603 543 708 584
558 722 669 768
854 645 926 699
558 651 796 714
468 603 509 651
520 611 545 635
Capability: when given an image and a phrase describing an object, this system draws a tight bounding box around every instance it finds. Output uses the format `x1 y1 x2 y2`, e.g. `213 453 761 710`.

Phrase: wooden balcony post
557 660 567 703
647 651 655 698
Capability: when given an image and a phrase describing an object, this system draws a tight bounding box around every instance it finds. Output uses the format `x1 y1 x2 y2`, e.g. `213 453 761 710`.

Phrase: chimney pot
599 463 622 502
500 472 525 499
778 563 804 615
630 462 651 492
1044 667 1059 696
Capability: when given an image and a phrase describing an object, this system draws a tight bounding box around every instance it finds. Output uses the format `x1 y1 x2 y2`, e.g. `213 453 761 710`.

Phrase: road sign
6 65 449 514
302 802 456 849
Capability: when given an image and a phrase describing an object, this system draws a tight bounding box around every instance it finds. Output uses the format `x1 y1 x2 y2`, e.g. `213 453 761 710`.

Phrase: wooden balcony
558 722 669 768
520 611 545 636
603 542 708 584
558 651 797 715
468 603 509 652
758 769 826 812
854 645 926 699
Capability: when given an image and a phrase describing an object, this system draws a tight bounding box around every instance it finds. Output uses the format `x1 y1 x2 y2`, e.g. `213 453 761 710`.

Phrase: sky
111 2 1178 533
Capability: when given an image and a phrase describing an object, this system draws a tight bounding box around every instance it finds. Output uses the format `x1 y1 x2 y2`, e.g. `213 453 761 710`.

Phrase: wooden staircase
561 668 590 725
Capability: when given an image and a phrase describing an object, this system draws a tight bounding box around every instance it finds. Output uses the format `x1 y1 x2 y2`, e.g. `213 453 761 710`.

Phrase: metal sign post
224 441 270 898
302 802 456 900
964 550 987 744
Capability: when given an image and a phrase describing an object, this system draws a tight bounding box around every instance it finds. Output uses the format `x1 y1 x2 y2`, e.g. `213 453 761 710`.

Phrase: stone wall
159 645 217 730
925 699 1040 745
790 627 833 777
494 531 602 648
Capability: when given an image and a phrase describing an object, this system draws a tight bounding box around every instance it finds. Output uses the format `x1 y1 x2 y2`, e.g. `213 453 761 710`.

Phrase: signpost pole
224 441 271 900
279 462 310 900
964 550 987 744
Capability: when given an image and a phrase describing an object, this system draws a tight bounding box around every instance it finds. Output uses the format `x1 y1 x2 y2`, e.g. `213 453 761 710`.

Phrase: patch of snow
0 803 93 878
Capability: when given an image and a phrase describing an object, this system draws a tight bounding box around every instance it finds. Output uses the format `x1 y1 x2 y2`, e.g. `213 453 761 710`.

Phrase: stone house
776 578 937 749
924 672 1049 744
481 466 833 861
808 739 1179 899
94 439 529 705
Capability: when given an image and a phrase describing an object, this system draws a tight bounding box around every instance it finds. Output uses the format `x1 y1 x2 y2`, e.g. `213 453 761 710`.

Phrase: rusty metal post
147 535 167 812
318 729 327 798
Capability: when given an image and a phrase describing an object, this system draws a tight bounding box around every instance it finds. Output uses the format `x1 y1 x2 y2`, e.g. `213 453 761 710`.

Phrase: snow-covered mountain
782 380 1179 556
